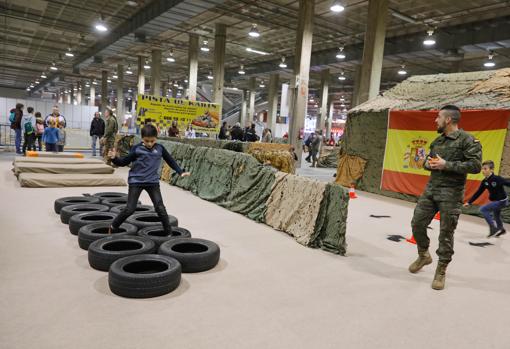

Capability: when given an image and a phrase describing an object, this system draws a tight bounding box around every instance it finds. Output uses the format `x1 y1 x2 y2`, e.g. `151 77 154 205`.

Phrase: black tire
54 196 100 214
92 192 128 200
78 222 138 250
88 236 156 272
158 238 220 273
126 212 178 230
108 254 181 298
110 204 154 214
60 204 110 224
69 212 118 236
101 197 141 208
137 226 191 247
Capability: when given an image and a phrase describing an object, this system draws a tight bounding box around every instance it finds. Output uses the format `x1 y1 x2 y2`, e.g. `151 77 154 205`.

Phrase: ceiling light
126 65 133 74
249 24 260 38
85 82 90 87
41 72 47 78
423 29 436 46
113 74 118 79
173 82 179 87
144 59 150 69
26 87 31 91
166 50 175 63
330 1 345 13
93 80 99 85
29 83 34 88
128 88 132 93
232 87 239 90
184 79 188 83
126 0 138 6
340 97 345 102
336 46 346 59
178 85 183 90
338 72 346 80
484 52 496 68
207 72 213 80
201 40 210 52
238 65 245 75
259 82 265 88
246 47 269 55
95 15 108 32
398 64 407 75
35 80 39 84
65 47 74 57
107 79 112 83
50 61 58 71
279 57 287 68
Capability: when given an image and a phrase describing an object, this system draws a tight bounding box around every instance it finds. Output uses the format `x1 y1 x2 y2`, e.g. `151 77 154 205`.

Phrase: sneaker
488 226 498 238
495 229 507 238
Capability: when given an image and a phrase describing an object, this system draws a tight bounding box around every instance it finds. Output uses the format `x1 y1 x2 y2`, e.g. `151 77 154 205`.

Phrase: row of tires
54 192 221 298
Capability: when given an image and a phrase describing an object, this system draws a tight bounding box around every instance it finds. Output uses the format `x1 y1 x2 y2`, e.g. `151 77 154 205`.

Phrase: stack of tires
54 192 221 298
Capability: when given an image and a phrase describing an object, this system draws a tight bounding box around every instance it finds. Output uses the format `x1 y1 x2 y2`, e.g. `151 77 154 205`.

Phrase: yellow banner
383 129 507 180
136 94 221 133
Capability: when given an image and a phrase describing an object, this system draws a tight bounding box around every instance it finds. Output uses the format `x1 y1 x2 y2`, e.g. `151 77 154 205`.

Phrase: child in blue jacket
42 119 60 152
108 124 190 234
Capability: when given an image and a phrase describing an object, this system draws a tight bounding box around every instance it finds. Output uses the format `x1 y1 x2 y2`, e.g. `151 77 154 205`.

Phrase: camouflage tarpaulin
247 149 295 174
115 135 136 157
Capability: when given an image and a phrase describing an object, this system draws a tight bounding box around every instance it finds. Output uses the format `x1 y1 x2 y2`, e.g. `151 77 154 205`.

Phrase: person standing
101 108 118 165
244 123 259 142
56 123 66 152
34 112 44 151
21 107 36 154
90 112 105 156
262 128 273 143
464 160 510 237
230 122 244 141
409 105 482 290
167 121 180 138
185 124 196 139
42 119 60 152
218 121 228 140
44 105 66 128
310 130 323 167
10 103 24 154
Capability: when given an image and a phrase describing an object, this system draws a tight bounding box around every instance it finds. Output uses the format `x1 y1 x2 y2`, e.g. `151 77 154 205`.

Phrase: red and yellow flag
381 110 510 205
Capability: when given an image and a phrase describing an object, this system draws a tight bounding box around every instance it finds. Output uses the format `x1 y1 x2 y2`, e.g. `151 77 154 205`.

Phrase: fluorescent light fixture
336 46 346 59
231 87 239 90
35 80 39 84
26 87 31 91
126 1 138 6
29 84 34 88
398 64 407 75
144 60 150 69
249 24 260 38
259 82 265 88
50 61 58 71
65 47 74 57
128 88 132 93
166 51 175 62
338 72 346 80
184 79 188 83
41 73 47 78
279 57 287 68
201 40 210 52
92 80 98 85
113 75 118 79
238 65 245 75
95 15 108 32
173 82 179 87
484 52 496 67
246 47 269 55
423 29 436 46
85 83 90 87
330 1 345 12
207 72 213 80
107 79 112 83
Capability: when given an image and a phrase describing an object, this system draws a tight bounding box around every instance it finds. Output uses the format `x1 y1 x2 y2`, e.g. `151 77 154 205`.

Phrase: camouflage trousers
102 138 115 166
411 192 462 264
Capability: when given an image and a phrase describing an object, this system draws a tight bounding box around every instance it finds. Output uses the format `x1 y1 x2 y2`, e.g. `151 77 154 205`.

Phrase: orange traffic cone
434 212 440 220
349 184 358 199
406 235 417 244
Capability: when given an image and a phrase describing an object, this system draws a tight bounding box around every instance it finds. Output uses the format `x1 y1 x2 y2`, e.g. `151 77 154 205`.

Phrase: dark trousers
35 134 42 151
112 185 172 232
45 143 57 152
22 132 36 153
14 128 22 153
57 144 64 152
480 199 508 230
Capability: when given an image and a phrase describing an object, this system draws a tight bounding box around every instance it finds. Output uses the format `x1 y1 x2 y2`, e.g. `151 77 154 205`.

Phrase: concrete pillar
317 69 329 131
358 0 389 104
116 64 124 127
101 70 108 113
267 73 279 133
76 82 82 105
289 0 314 163
188 33 199 101
352 64 363 107
66 90 71 104
240 90 248 127
248 77 256 125
326 99 334 139
137 56 145 95
150 49 162 96
89 85 95 106
212 23 227 105
70 85 75 105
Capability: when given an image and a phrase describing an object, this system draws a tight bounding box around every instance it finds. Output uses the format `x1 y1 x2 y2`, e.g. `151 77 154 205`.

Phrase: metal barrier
0 123 16 151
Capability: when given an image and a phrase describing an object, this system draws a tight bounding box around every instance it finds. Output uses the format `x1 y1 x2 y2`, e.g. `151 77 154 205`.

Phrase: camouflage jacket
424 129 482 200
104 116 118 139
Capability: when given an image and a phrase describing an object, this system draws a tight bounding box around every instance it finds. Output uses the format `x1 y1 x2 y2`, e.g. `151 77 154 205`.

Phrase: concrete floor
1 152 509 349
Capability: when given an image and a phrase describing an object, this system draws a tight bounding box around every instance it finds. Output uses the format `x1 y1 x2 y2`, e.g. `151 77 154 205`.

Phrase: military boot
408 248 432 273
431 262 448 290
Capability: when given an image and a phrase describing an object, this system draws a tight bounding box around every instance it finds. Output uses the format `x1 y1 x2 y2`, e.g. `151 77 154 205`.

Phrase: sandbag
14 163 114 176
18 173 126 188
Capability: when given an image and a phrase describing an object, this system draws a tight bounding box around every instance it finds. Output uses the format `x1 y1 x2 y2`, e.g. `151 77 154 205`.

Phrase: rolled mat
14 163 114 176
18 173 126 188
13 156 103 165
26 151 84 158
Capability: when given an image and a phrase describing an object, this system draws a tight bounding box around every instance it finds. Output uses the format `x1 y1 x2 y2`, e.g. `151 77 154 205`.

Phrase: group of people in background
89 108 118 165
218 122 264 143
10 104 66 155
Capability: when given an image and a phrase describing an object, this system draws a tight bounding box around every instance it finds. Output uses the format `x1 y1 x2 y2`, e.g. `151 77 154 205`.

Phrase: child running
464 160 510 238
107 124 190 234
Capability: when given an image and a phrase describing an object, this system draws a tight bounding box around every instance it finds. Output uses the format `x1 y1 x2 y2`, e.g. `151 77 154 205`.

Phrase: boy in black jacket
107 124 190 234
464 160 510 237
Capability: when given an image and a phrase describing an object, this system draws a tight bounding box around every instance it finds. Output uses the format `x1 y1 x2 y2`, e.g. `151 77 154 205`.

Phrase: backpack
36 123 44 135
24 121 34 134
9 110 16 123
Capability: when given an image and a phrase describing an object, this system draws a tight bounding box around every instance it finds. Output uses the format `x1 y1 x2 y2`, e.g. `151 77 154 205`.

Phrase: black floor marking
370 215 391 218
469 242 494 248
387 234 406 242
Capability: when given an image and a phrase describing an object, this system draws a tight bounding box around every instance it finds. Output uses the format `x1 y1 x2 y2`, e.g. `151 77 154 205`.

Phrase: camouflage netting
248 143 291 152
158 140 349 254
317 146 341 168
344 69 510 223
247 149 296 174
114 134 136 157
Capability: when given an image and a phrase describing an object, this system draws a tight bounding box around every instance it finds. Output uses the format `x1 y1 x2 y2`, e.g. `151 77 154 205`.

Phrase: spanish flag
381 110 510 205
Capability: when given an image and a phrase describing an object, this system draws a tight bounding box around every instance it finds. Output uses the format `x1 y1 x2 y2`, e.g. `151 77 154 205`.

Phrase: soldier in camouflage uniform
101 108 118 166
409 105 482 290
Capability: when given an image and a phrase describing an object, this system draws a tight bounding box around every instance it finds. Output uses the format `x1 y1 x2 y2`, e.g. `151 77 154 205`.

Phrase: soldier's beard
437 125 445 134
